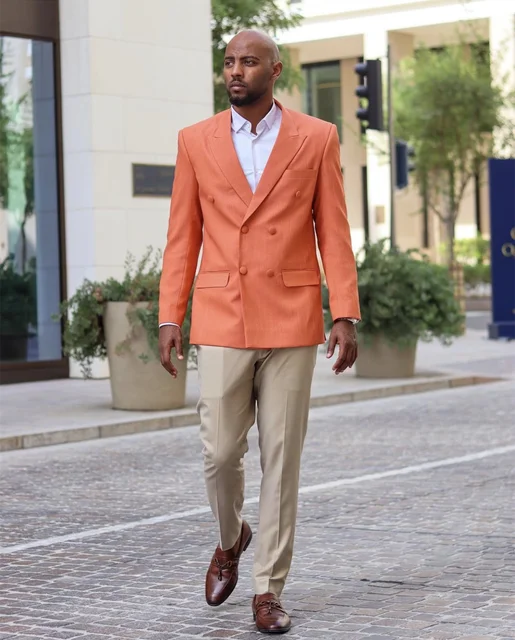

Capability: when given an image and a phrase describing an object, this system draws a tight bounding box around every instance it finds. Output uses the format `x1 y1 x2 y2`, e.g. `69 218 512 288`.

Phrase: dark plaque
132 163 175 197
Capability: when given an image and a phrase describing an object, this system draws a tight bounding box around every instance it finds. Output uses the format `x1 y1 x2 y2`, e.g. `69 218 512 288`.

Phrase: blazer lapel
244 105 306 223
208 109 253 207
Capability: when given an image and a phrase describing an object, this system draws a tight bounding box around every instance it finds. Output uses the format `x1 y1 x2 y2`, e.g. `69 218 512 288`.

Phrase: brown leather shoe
252 593 291 634
205 520 252 606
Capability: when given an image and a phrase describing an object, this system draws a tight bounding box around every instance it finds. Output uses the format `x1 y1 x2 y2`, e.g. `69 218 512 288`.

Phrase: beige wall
60 0 213 376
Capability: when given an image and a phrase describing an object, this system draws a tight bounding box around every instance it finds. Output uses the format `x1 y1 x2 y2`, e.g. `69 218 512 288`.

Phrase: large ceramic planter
356 334 417 378
103 301 187 410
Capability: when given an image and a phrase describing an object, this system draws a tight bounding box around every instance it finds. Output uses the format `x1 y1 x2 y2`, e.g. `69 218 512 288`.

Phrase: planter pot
356 335 417 378
0 333 29 361
103 302 187 411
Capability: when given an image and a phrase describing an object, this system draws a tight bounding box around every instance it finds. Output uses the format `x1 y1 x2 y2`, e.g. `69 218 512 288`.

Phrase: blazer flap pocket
282 270 320 287
283 169 317 181
196 271 230 289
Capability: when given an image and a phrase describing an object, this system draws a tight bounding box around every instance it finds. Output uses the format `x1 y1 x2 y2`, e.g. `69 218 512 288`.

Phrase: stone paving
1 376 515 639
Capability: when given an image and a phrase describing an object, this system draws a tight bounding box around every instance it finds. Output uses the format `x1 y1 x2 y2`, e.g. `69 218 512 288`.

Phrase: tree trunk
445 169 457 268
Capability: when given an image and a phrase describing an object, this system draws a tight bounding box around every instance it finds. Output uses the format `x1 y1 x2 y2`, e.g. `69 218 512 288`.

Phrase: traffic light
395 139 416 189
354 59 384 131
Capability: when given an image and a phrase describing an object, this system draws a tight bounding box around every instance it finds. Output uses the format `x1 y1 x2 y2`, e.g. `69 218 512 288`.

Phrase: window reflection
302 62 342 141
0 36 62 362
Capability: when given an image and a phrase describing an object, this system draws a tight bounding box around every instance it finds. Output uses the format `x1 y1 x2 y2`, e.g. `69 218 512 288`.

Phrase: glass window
302 62 342 140
0 36 62 363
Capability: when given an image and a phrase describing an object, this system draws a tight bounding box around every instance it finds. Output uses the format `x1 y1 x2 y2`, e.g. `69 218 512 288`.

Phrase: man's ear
272 61 283 81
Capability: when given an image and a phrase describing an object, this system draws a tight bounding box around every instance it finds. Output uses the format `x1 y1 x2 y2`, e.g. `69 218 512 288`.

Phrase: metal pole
387 44 396 247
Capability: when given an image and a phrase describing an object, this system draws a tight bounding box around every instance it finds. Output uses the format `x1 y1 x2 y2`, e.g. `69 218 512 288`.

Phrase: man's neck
232 98 275 134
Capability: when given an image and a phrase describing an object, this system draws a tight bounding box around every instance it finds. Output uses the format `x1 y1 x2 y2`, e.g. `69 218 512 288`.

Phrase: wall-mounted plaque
132 163 175 197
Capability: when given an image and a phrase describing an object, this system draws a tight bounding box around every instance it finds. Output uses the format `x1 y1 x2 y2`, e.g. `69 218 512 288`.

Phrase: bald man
159 29 360 634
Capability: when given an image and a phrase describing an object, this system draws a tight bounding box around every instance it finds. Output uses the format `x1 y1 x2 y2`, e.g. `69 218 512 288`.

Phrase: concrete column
364 29 420 250
59 0 213 377
363 29 389 243
489 12 515 157
388 31 421 252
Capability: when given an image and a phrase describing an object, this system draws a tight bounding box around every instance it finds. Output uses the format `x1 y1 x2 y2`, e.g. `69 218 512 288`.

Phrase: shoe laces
214 557 238 581
256 598 285 616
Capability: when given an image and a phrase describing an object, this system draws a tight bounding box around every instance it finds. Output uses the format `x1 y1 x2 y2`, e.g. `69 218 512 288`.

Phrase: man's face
223 36 281 107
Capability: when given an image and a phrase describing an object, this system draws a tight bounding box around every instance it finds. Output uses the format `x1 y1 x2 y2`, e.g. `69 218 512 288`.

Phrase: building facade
0 0 213 383
1 0 513 384
276 0 515 257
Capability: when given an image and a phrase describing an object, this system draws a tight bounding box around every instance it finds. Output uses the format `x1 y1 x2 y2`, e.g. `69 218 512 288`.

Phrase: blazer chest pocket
282 169 317 182
282 270 320 287
195 271 230 288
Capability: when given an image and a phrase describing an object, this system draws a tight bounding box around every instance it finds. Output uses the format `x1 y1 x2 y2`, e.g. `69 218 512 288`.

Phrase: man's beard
227 85 267 107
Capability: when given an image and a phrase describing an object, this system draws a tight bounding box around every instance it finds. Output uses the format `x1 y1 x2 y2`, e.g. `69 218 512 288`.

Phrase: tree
393 41 515 266
211 0 303 113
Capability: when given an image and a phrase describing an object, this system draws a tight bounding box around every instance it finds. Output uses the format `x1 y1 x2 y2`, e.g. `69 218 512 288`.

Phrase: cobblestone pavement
1 379 514 640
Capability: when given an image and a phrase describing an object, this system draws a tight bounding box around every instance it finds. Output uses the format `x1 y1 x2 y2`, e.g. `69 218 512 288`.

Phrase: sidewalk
1 320 513 452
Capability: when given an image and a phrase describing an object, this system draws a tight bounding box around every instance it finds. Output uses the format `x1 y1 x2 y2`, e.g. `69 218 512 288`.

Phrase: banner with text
488 158 515 340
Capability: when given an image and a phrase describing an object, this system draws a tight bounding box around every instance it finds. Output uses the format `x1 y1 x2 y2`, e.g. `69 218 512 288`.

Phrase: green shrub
463 263 491 287
323 240 464 346
454 235 490 265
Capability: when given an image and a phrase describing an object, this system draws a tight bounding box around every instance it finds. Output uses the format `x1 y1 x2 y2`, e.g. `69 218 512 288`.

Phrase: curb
0 374 499 453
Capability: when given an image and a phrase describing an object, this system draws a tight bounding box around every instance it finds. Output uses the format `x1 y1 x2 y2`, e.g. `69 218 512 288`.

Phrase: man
159 29 360 634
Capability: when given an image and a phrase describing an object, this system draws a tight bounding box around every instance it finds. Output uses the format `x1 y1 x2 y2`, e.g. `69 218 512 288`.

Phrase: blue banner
488 158 515 340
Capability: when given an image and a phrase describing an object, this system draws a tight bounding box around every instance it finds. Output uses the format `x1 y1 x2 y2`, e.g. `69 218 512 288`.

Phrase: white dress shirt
230 102 281 193
160 103 357 328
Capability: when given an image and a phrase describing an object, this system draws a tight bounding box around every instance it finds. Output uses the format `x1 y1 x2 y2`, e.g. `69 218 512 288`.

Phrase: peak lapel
208 109 253 207
244 107 306 223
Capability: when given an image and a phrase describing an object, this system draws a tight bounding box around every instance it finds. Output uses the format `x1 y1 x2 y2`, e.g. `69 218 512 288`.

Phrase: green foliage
211 0 303 113
463 263 491 287
323 241 464 346
55 248 193 378
393 40 515 264
453 235 490 265
0 254 37 335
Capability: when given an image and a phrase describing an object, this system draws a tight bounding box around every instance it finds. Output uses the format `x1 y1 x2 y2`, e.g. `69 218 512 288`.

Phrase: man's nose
231 62 243 77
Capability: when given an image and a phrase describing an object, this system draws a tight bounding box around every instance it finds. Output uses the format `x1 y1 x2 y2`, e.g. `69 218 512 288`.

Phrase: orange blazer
159 102 360 349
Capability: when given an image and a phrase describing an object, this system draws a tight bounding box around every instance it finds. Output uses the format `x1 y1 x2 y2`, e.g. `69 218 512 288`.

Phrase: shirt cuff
159 322 180 328
334 317 360 325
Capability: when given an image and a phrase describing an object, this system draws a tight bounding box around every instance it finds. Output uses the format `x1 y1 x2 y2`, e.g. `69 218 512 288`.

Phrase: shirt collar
231 101 279 133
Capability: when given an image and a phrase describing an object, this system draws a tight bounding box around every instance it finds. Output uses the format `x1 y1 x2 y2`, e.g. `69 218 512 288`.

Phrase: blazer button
266 269 274 278
208 195 214 203
268 227 277 235
239 266 248 275
295 191 301 198
241 225 249 234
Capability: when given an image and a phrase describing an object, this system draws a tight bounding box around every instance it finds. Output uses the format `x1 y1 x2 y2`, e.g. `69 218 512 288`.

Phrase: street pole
387 44 396 248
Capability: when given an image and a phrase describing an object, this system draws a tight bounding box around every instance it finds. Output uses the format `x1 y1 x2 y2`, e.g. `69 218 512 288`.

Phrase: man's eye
245 60 256 65
224 60 233 67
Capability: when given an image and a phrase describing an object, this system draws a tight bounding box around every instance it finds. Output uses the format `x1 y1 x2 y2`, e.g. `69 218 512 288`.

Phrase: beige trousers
196 345 318 597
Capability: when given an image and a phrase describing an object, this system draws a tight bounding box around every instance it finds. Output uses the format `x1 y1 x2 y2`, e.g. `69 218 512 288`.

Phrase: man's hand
159 325 184 378
326 319 358 375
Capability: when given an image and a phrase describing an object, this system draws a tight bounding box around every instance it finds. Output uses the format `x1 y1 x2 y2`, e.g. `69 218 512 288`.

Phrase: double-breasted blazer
159 101 360 348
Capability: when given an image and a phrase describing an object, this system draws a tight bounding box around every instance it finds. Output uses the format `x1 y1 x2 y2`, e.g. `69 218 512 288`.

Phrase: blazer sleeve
313 124 361 321
159 129 203 326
